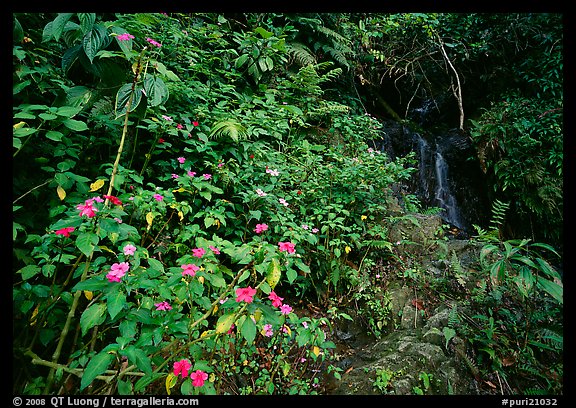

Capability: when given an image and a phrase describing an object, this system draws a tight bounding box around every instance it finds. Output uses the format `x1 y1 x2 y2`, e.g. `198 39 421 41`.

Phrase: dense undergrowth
13 13 562 395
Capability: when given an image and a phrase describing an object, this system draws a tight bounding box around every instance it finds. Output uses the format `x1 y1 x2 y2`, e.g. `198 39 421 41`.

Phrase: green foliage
12 12 562 396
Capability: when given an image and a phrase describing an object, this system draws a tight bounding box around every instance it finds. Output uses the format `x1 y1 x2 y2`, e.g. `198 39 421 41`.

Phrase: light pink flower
280 304 293 315
106 262 129 282
278 198 289 207
123 244 137 256
202 173 212 180
187 171 196 177
153 193 164 201
263 324 273 337
256 189 267 197
76 201 97 218
146 37 162 48
116 33 134 41
209 245 220 255
177 157 186 164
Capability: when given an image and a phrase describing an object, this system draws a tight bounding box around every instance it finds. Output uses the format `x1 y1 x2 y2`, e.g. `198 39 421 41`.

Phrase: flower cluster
106 262 129 283
173 359 209 387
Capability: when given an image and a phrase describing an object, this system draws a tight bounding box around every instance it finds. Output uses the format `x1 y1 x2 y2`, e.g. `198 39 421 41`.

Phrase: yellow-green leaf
266 258 281 290
90 179 105 192
215 313 236 334
57 185 66 201
165 373 177 395
146 212 155 227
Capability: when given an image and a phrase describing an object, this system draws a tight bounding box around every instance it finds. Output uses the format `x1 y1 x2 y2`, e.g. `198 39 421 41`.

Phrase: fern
209 119 249 142
447 304 461 328
286 42 317 67
489 198 510 232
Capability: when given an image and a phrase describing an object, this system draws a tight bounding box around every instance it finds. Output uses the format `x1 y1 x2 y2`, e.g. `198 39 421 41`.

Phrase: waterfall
433 149 465 229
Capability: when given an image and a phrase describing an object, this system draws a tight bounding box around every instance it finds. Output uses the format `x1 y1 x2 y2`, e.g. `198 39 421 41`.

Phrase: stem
44 254 93 393
13 179 52 204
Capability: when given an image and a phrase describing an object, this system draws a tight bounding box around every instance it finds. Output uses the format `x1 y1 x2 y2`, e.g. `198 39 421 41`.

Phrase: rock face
324 236 486 395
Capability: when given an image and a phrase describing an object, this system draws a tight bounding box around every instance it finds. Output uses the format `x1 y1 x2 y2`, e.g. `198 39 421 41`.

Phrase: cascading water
433 148 465 229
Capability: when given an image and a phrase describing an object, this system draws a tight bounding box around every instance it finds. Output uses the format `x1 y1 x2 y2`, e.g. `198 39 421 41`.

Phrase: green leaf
240 315 257 344
115 83 143 118
76 232 99 257
13 127 37 137
62 118 88 132
83 24 109 63
536 276 563 304
46 131 63 142
266 258 281 290
78 13 96 34
135 373 164 393
18 265 41 280
106 286 126 320
143 74 169 107
62 44 83 74
72 277 108 292
80 350 115 391
50 13 74 42
123 346 152 375
147 258 165 274
80 303 107 337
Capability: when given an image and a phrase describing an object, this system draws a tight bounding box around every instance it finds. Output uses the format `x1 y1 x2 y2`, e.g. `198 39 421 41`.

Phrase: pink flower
254 223 268 234
76 201 97 218
311 228 319 233
153 193 164 201
171 173 179 179
278 241 296 254
218 162 224 168
103 195 122 206
158 138 165 144
106 262 129 282
187 171 196 177
255 189 267 197
181 264 200 277
155 301 172 311
55 227 75 237
278 198 289 207
176 123 183 129
192 247 206 258
202 173 212 180
116 33 134 41
263 324 273 337
114 217 123 223
268 291 284 308
266 168 280 176
162 114 172 121
280 304 293 315
146 37 162 48
177 157 186 164
190 370 208 387
123 244 137 256
173 359 191 378
209 245 220 255
235 287 257 303
192 121 199 127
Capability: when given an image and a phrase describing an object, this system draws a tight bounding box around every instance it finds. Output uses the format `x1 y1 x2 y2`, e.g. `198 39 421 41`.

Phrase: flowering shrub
13 12 420 395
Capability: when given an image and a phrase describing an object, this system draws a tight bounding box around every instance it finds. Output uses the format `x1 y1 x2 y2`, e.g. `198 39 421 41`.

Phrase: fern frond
209 119 248 142
489 198 510 231
286 42 317 67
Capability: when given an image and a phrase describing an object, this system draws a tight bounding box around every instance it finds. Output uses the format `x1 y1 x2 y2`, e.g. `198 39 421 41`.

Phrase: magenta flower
187 171 196 177
153 193 164 201
155 301 172 311
116 33 134 41
235 287 257 303
76 200 97 218
176 123 183 129
55 227 75 237
162 114 172 121
173 359 191 378
278 241 296 254
254 223 268 234
190 370 208 387
103 195 122 206
181 264 200 277
171 173 179 179
123 244 137 256
146 37 162 48
177 157 186 164
202 173 212 180
192 121 199 127
268 291 284 308
106 262 129 283
192 247 206 258
280 304 293 315
209 245 220 255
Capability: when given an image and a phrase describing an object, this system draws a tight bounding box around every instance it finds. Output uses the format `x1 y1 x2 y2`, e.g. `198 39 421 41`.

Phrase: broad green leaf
80 303 107 337
443 327 456 349
143 74 169 107
536 276 563 304
46 131 63 142
106 287 126 320
18 265 41 280
76 232 99 257
135 373 164 393
62 118 88 132
78 13 96 34
49 13 74 42
62 44 82 74
83 24 109 63
80 350 115 390
115 83 143 118
240 315 256 344
147 258 165 274
123 346 152 375
13 127 37 137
